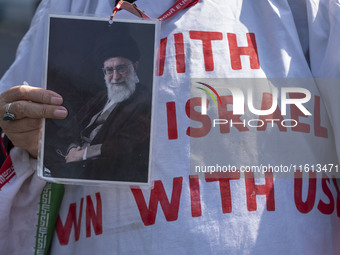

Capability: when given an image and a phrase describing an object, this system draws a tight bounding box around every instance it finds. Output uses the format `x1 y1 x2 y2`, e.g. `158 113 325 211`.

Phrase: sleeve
0 147 46 253
306 0 340 162
0 0 112 252
0 0 50 252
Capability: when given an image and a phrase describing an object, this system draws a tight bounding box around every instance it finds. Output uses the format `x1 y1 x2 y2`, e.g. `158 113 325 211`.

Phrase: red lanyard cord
110 0 198 21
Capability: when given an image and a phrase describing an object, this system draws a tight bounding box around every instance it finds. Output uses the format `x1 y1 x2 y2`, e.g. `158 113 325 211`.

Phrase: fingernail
54 109 68 118
51 97 63 105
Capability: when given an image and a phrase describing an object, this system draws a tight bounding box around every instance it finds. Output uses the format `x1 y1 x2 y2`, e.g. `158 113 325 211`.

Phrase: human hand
65 146 85 163
0 85 68 158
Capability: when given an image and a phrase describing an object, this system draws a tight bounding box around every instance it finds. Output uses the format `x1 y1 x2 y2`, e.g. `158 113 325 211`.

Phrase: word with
157 32 260 75
55 172 339 246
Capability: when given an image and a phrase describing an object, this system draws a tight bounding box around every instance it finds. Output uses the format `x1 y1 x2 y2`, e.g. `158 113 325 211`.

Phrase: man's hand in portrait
65 146 85 163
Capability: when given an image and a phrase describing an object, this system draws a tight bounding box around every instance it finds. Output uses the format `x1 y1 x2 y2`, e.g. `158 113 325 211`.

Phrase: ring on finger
3 102 16 121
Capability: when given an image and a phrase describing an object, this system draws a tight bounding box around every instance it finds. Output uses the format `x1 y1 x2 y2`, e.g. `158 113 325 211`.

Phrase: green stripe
35 183 65 255
196 87 217 106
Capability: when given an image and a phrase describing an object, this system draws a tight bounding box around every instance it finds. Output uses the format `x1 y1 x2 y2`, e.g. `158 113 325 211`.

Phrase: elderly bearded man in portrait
53 33 151 183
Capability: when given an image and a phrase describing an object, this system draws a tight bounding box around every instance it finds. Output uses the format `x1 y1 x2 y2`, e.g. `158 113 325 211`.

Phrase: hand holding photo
38 15 159 186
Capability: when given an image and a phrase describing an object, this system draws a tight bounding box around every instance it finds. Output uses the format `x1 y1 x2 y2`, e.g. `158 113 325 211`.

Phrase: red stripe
185 0 199 8
0 156 15 190
0 133 8 157
158 0 193 21
110 0 123 20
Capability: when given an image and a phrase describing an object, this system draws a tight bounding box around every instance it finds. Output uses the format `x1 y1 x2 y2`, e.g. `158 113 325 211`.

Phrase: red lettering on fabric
189 175 202 217
290 93 310 133
158 31 260 75
244 170 275 211
205 171 241 213
56 198 84 245
317 173 335 215
217 95 249 133
131 177 183 226
56 193 103 245
294 171 316 213
332 177 340 199
331 177 340 217
174 33 186 73
169 91 328 140
257 93 287 132
86 193 103 238
186 97 211 137
227 33 260 70
166 101 179 140
314 95 328 138
337 193 340 218
189 31 223 71
157 37 167 76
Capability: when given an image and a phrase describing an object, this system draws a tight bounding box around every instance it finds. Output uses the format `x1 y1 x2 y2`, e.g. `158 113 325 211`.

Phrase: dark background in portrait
47 16 155 113
43 16 155 181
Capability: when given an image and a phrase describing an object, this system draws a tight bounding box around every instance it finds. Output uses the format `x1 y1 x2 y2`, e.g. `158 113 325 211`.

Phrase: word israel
165 94 326 139
197 82 311 116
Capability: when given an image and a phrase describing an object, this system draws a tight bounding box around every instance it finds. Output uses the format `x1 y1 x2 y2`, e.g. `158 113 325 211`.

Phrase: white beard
105 72 138 103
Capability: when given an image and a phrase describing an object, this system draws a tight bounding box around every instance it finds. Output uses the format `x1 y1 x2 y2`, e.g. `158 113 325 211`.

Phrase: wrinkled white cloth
0 0 340 254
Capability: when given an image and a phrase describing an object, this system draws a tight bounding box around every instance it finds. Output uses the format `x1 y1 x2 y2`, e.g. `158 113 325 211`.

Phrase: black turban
94 29 140 65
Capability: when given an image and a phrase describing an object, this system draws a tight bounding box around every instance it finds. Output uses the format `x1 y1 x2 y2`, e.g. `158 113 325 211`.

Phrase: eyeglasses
102 63 132 75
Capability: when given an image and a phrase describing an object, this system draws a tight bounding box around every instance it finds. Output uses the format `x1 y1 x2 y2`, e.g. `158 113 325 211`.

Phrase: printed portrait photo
41 15 157 185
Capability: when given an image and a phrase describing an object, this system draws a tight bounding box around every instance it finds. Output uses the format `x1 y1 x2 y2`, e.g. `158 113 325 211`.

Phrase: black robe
45 84 151 183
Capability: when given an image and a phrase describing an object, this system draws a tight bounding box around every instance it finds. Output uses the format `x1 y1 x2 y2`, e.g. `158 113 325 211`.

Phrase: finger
4 100 68 119
1 85 63 105
69 148 77 153
1 118 42 133
8 129 39 158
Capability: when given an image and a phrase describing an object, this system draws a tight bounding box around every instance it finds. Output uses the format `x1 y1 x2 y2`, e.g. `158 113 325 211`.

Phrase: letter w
131 177 183 226
56 198 84 245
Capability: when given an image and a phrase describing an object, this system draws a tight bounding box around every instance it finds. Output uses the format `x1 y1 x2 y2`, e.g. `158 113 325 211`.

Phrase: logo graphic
195 81 312 116
196 82 223 115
